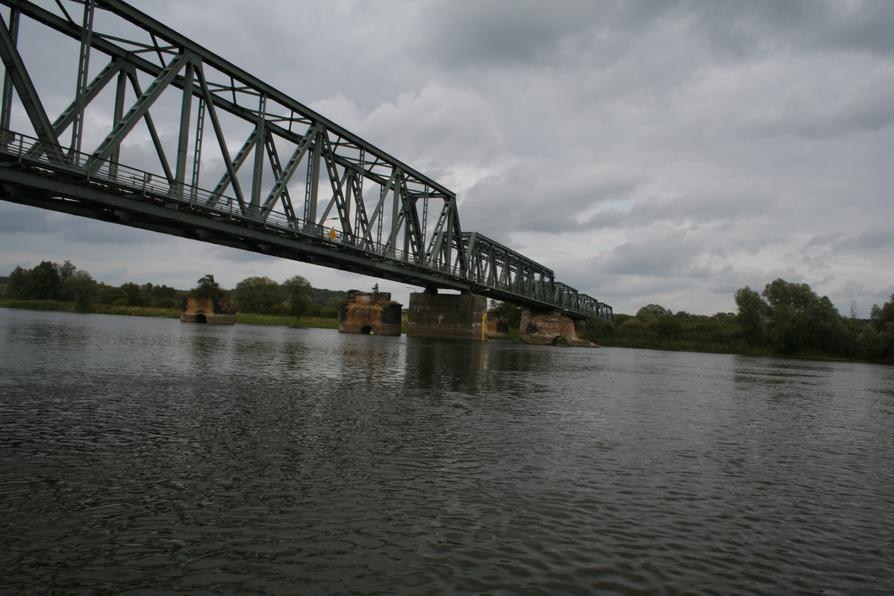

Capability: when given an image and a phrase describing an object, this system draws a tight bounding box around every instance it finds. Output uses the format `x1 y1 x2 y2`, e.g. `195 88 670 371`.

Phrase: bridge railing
0 128 611 319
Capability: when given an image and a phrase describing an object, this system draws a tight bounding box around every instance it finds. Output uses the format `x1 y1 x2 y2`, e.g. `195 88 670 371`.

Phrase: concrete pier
407 291 488 341
338 290 402 335
519 309 592 347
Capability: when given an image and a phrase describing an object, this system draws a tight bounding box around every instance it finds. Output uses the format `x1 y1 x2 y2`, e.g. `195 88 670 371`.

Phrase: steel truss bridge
0 0 612 321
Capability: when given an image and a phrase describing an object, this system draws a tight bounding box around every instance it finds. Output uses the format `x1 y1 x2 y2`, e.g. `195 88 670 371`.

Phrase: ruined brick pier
180 297 235 325
519 309 594 347
338 290 402 336
339 288 598 347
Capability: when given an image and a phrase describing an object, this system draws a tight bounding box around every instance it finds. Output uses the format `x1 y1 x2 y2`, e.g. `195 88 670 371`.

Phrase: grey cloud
57 218 165 246
330 83 506 172
829 280 894 318
676 1 894 58
0 203 168 246
418 0 894 78
559 254 743 315
207 245 283 264
0 204 58 233
594 231 701 278
418 1 606 69
2 0 893 316
788 0 894 56
808 229 894 254
460 163 641 238
824 5 894 56
746 68 894 140
583 192 778 231
841 230 894 251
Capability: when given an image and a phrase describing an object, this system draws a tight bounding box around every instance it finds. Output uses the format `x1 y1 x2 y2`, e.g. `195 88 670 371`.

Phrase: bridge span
0 0 612 325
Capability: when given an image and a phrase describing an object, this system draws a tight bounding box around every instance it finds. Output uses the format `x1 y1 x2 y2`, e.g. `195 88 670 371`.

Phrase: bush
155 297 176 309
617 319 658 344
582 318 614 343
233 276 282 314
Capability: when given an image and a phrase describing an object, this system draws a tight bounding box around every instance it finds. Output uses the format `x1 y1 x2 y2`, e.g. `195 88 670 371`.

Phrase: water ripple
1 309 893 594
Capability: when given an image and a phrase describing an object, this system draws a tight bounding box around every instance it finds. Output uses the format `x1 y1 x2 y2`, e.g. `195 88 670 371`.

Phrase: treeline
1 260 348 318
2 260 176 312
205 274 346 318
581 278 894 365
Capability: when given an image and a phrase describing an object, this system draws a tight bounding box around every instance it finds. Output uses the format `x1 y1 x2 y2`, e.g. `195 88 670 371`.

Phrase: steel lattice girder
0 0 611 320
0 0 462 266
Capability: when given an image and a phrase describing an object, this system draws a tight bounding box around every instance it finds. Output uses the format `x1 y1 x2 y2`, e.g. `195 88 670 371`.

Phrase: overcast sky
1 0 892 315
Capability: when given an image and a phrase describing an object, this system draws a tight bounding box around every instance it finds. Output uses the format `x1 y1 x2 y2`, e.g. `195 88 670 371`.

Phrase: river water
1 308 892 595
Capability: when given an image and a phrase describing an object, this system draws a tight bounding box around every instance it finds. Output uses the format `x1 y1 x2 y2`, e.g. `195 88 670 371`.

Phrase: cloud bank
1 0 892 315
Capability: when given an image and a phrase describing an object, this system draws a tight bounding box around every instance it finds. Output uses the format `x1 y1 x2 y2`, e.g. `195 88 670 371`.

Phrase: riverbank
0 299 338 329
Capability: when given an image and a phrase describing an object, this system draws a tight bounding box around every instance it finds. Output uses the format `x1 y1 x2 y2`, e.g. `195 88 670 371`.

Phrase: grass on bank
0 298 339 329
0 298 180 318
0 298 180 319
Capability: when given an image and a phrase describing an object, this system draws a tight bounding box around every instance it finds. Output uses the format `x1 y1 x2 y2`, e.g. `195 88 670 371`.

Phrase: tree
761 279 815 352
58 260 77 300
30 261 63 299
806 296 854 355
281 275 312 318
651 314 683 341
191 274 224 302
233 276 282 314
59 260 76 281
759 278 856 356
120 282 144 306
869 294 894 363
763 279 815 314
856 325 883 361
2 261 63 299
95 284 126 305
489 300 522 328
735 286 766 345
582 317 614 343
141 282 177 307
3 266 31 298
870 303 883 324
635 304 672 321
65 271 97 312
618 318 658 343
871 294 894 331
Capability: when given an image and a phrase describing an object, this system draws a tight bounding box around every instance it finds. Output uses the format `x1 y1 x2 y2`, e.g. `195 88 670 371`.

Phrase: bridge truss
0 0 611 320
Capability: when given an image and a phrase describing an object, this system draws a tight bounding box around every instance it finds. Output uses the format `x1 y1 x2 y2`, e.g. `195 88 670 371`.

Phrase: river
1 308 892 594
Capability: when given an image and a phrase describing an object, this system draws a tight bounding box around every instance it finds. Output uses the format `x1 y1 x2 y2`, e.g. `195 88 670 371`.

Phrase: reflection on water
1 308 893 595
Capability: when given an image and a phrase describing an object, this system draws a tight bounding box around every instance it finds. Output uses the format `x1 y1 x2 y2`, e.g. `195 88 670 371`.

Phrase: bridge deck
0 0 612 320
0 131 611 319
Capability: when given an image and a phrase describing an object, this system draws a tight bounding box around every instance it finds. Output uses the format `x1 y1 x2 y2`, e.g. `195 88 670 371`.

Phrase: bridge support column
407 291 488 341
180 297 234 325
338 290 402 336
519 309 592 347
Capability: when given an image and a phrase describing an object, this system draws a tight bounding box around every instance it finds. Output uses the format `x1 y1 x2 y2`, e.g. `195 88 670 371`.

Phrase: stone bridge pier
519 309 592 347
407 289 488 341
